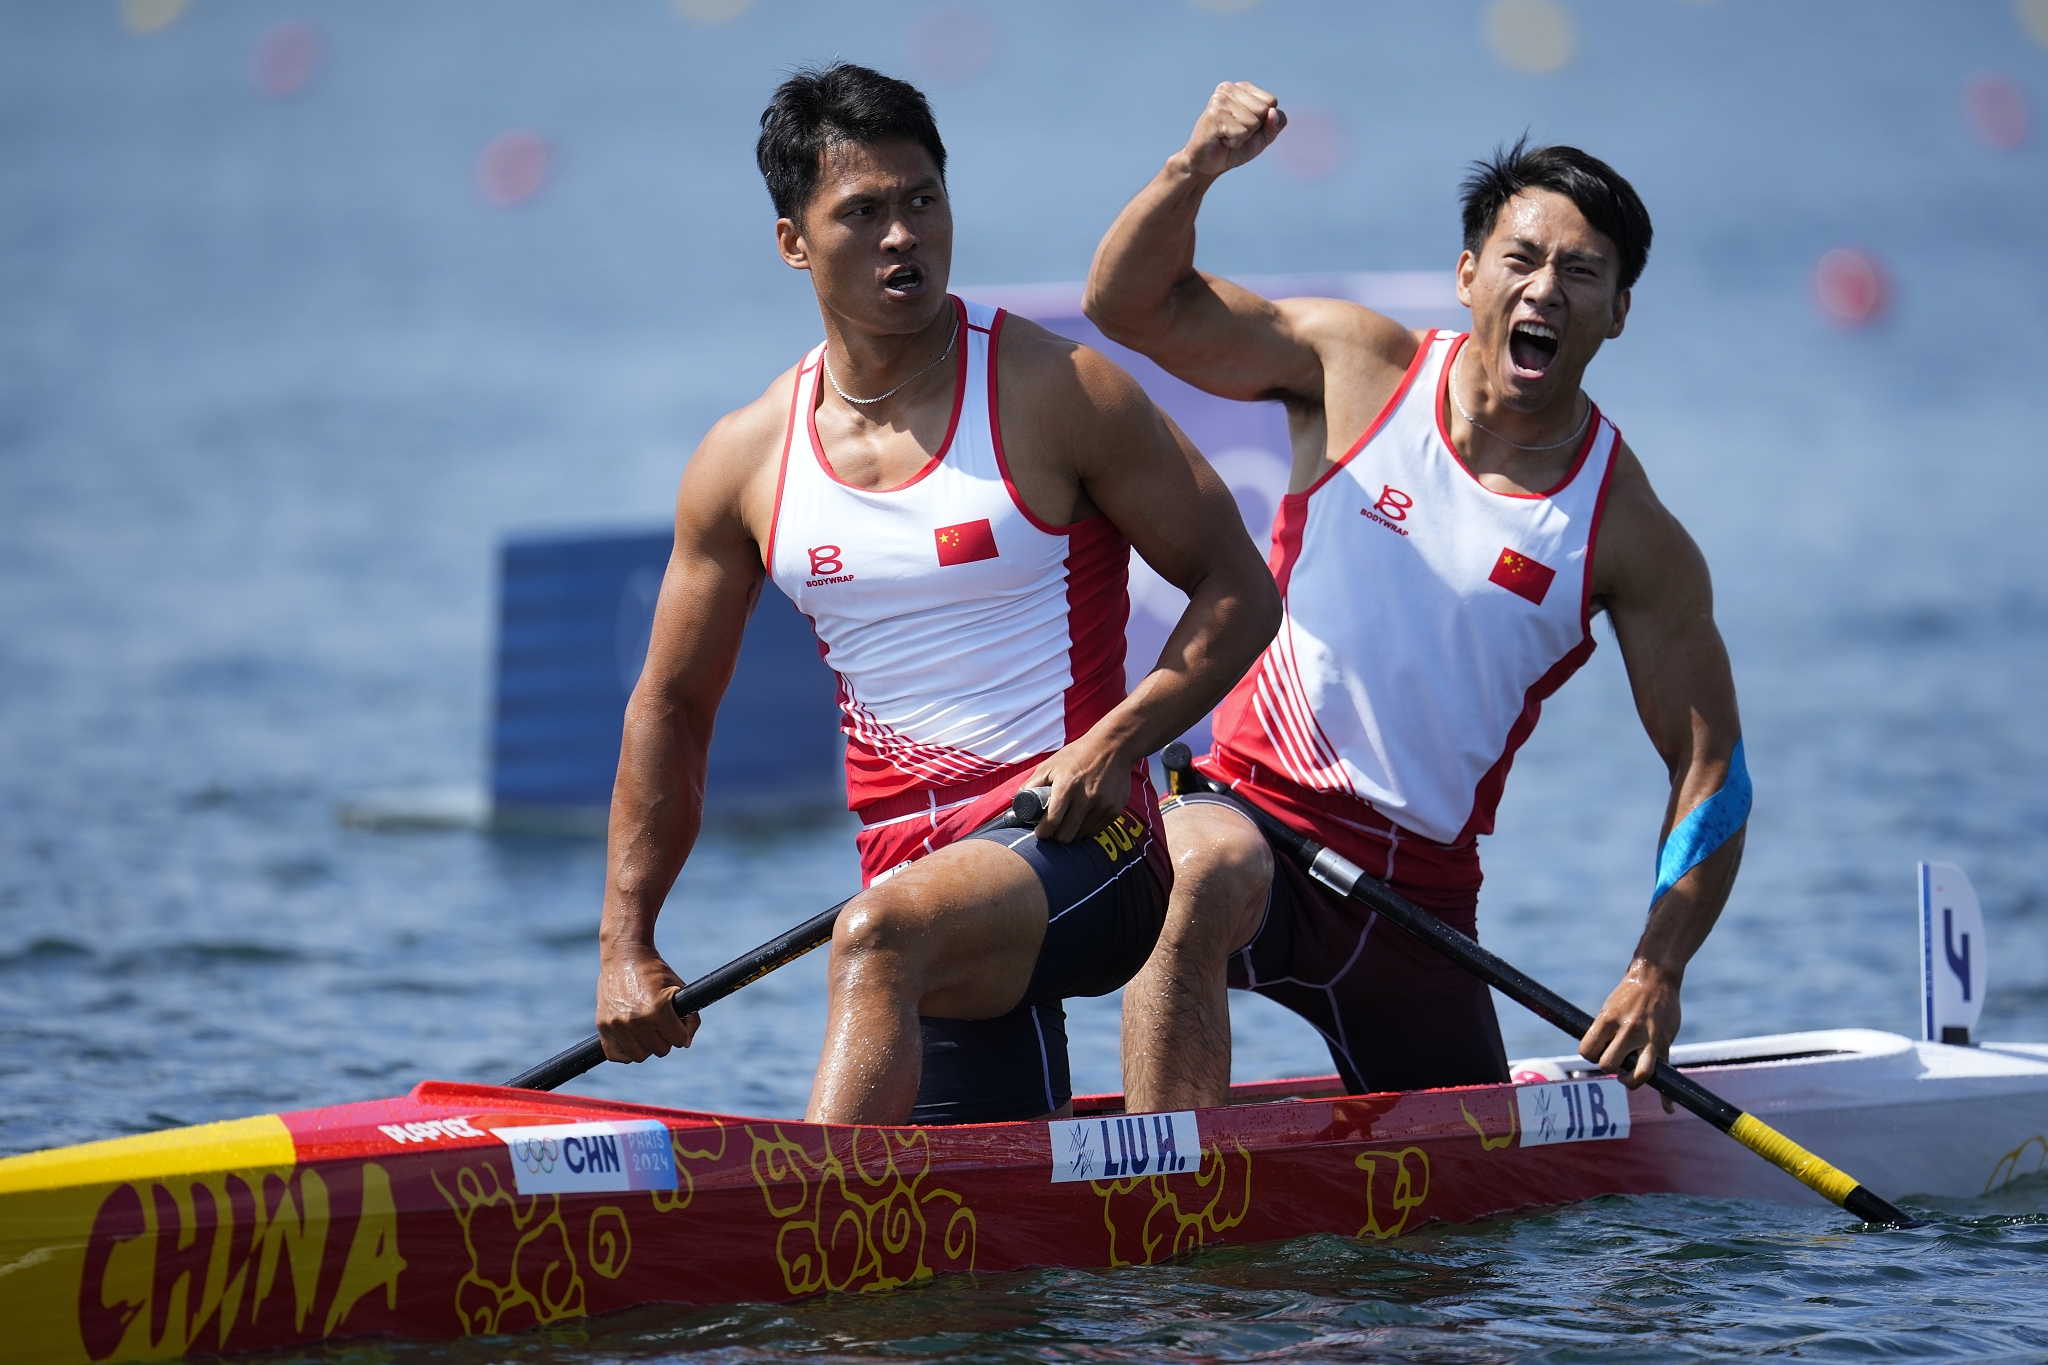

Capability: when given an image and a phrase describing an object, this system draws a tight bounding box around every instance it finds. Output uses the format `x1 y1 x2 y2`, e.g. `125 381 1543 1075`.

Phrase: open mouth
1507 320 1559 378
882 264 925 297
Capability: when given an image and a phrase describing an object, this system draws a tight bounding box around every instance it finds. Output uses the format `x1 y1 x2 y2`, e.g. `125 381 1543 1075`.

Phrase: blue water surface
3 1 2047 1357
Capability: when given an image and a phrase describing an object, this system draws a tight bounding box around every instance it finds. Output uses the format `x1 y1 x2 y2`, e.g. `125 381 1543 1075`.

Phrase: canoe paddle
504 798 1049 1092
506 898 851 1091
1158 742 1915 1227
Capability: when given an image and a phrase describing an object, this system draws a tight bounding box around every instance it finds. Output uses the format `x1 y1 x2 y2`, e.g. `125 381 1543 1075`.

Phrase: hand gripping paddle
1159 742 1914 1227
506 794 1046 1093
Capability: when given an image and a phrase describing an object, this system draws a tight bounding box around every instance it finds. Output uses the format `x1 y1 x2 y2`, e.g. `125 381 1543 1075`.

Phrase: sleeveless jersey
1207 330 1619 848
766 296 1133 829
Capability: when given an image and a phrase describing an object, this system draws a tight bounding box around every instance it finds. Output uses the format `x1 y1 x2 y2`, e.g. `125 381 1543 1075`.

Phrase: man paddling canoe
595 65 1279 1125
1088 83 1748 1106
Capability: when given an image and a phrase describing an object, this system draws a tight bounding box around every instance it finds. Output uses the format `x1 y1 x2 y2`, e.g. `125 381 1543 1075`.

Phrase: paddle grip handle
504 901 849 1091
1010 786 1054 826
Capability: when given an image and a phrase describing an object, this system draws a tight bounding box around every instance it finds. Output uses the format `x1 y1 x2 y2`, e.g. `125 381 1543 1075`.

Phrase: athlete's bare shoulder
989 314 1184 526
1588 435 1708 612
1256 296 1425 476
998 314 1151 413
676 361 803 548
995 314 1160 461
1270 295 1420 382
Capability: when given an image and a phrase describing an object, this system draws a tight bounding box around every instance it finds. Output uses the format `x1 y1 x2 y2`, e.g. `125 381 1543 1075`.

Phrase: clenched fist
1180 81 1286 179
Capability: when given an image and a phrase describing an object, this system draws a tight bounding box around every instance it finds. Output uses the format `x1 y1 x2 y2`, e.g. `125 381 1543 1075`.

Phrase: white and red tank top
766 297 1137 872
1206 329 1618 851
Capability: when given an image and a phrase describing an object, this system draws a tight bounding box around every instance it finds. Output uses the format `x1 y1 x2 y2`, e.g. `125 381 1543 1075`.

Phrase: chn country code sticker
1515 1078 1631 1147
492 1119 680 1195
1047 1111 1203 1184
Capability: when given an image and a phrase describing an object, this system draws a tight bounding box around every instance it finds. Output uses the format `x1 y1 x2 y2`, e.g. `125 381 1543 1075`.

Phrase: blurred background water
3 1 2047 1358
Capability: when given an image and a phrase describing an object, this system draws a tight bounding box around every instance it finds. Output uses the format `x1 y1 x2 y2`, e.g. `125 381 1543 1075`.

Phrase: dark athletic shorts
1169 792 1509 1096
908 810 1169 1124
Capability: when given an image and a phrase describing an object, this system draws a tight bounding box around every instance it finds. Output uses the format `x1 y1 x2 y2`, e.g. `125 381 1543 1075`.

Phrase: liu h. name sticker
493 1118 680 1194
1047 1111 1203 1184
1515 1078 1631 1147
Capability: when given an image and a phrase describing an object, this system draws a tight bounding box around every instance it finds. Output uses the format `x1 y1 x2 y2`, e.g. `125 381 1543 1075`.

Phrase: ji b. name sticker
1515 1078 1631 1146
1047 1111 1203 1183
492 1119 680 1194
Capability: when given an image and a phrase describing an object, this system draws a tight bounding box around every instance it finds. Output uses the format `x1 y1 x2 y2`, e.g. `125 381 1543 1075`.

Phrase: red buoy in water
1963 73 2028 150
253 20 322 99
1813 248 1888 327
477 131 551 207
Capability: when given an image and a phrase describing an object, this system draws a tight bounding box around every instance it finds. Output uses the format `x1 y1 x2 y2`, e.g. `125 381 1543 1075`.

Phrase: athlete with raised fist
1087 82 1748 1107
594 65 1278 1125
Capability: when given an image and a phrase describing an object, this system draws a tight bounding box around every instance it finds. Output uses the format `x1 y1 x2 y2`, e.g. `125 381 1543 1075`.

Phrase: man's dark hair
756 63 947 224
1459 138 1652 292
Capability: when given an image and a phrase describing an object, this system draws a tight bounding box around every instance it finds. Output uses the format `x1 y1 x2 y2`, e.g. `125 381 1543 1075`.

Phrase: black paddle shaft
504 900 849 1091
1160 743 1911 1226
504 798 1046 1092
1159 744 1742 1123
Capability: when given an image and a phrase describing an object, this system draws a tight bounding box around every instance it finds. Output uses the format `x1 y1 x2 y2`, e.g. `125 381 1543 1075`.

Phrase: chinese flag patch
934 518 999 567
1488 547 1555 605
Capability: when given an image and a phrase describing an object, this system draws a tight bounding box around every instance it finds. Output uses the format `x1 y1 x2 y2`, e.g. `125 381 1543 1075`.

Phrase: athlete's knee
1163 806 1272 940
1201 825 1274 908
831 885 926 970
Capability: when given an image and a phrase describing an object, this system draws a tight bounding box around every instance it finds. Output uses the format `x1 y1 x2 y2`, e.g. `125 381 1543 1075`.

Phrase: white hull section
1509 1028 2048 1205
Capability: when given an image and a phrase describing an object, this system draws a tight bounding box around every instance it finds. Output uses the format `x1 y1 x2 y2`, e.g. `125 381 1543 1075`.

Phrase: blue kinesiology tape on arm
1650 738 1751 909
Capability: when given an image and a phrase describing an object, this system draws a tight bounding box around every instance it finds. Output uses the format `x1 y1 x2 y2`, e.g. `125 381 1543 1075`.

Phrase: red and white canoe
4 1026 2045 1365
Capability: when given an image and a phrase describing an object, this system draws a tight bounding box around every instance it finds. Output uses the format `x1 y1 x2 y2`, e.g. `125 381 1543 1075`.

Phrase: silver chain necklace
1449 346 1590 453
823 316 958 407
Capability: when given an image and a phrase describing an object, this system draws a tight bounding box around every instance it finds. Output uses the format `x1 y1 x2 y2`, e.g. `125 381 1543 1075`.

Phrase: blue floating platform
491 529 841 830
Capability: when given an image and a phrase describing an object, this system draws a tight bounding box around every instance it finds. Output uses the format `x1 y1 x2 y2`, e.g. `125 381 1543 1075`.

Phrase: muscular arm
1000 323 1282 841
595 392 784 1063
1083 80 1416 479
1578 445 1746 1086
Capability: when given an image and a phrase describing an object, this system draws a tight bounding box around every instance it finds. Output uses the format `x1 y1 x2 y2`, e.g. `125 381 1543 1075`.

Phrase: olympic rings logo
511 1136 561 1174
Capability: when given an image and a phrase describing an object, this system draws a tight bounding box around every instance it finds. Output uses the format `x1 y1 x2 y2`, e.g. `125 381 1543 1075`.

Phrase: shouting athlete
594 65 1279 1125
1088 83 1748 1107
